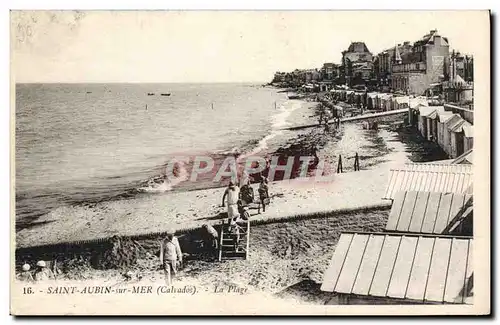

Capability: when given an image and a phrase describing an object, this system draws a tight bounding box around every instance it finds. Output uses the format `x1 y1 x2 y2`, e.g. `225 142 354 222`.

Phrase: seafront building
390 30 450 95
341 42 374 86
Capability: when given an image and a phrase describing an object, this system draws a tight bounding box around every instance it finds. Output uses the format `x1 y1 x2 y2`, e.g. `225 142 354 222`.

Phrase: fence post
354 152 360 171
337 154 343 173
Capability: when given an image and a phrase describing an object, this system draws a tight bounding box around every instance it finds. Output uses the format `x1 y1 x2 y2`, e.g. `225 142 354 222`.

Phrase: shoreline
15 93 447 249
16 118 414 249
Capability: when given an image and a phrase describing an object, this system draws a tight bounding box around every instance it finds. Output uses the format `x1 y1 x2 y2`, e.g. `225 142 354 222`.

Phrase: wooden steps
218 219 250 262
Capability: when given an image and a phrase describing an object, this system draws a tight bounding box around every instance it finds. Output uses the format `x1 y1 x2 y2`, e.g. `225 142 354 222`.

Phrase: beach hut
320 232 473 305
380 94 392 111
353 92 361 107
449 117 467 158
417 106 437 139
428 106 447 143
376 94 385 110
367 93 377 109
443 114 465 158
462 122 474 152
339 89 347 101
377 94 387 110
385 191 472 235
408 97 429 127
437 111 455 150
346 91 355 104
395 96 410 110
383 163 473 199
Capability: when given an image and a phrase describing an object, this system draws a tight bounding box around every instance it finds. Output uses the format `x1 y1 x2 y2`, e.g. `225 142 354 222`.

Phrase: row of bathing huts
329 88 428 111
320 159 473 305
327 88 474 160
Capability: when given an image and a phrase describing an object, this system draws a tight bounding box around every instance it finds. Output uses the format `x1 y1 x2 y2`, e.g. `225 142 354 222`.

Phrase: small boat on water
147 93 155 96
86 91 92 94
160 93 171 97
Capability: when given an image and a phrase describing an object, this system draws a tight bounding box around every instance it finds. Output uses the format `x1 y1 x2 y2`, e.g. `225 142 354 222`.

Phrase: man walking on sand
160 231 183 285
221 180 240 222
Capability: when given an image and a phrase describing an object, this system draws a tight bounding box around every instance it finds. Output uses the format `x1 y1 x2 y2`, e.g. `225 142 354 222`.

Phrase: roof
452 149 473 164
321 232 473 304
386 191 472 234
395 96 410 104
419 106 437 117
409 99 428 109
384 163 473 199
446 115 466 131
438 111 456 123
346 42 371 54
462 122 473 138
368 93 378 99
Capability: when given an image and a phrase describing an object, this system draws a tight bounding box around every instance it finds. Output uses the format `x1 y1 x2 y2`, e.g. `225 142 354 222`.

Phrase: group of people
18 174 272 286
17 260 56 282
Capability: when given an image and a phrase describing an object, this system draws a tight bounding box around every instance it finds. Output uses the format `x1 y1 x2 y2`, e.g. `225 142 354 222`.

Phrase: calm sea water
15 83 304 222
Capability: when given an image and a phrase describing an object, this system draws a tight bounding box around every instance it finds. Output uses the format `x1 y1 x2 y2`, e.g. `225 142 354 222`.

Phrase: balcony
392 62 426 73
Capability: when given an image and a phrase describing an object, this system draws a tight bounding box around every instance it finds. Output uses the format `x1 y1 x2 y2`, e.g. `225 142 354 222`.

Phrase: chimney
403 41 410 46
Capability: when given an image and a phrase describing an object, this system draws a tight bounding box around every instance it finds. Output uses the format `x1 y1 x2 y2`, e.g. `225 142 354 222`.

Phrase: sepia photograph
10 10 490 315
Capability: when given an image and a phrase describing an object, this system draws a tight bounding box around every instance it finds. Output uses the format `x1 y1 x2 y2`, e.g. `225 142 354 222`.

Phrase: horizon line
15 81 271 85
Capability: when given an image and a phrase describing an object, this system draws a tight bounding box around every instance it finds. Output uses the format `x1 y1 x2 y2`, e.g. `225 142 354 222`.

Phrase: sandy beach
14 98 452 306
16 119 415 249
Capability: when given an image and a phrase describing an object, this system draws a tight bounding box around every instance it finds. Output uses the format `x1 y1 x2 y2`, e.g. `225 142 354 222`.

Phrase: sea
15 83 313 223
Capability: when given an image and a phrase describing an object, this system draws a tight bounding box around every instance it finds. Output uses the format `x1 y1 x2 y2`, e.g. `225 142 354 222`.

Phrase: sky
11 10 489 83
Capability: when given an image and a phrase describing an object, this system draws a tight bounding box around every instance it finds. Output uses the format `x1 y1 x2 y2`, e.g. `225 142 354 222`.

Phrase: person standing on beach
258 177 270 213
160 231 183 285
221 181 240 222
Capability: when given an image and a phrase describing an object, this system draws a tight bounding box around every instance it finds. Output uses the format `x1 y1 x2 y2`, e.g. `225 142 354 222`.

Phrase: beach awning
384 163 473 199
385 191 472 234
320 232 473 304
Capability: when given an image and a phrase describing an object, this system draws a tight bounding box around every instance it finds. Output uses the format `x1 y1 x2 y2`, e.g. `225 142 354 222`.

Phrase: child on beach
228 201 250 252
